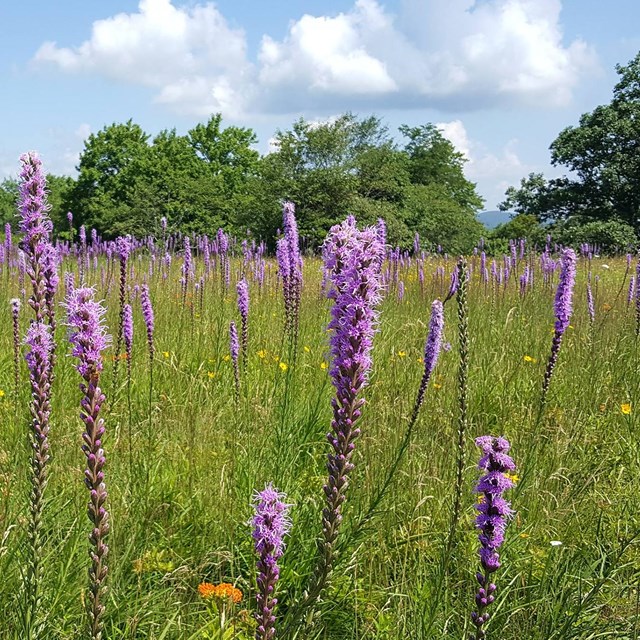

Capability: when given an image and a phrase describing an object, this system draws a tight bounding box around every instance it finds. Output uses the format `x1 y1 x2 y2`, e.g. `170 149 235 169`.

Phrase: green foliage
487 213 547 253
501 53 640 229
1 252 638 638
556 218 638 254
0 178 18 228
403 183 484 253
6 112 485 250
68 115 259 238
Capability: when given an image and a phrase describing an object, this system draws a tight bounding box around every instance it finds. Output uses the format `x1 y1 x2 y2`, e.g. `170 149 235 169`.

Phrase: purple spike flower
279 202 303 346
18 152 53 251
542 248 577 400
586 273 595 325
23 321 54 632
11 298 21 392
140 284 155 364
236 278 249 366
17 151 57 636
114 236 131 382
64 287 111 640
252 484 291 640
311 216 384 599
470 436 515 640
123 303 133 381
229 321 240 403
636 259 640 337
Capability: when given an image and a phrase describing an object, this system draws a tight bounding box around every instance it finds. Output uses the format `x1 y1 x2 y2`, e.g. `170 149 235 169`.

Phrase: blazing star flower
310 216 385 600
470 436 515 640
64 286 111 640
229 321 240 402
252 484 291 640
140 284 155 362
542 248 577 400
236 278 249 365
123 304 133 380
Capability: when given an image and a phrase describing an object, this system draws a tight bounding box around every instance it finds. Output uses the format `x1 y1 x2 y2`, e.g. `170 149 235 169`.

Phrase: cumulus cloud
33 0 596 116
34 0 253 117
437 119 536 207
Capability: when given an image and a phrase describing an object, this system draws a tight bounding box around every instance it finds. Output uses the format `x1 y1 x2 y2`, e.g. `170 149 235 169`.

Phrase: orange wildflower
198 582 242 603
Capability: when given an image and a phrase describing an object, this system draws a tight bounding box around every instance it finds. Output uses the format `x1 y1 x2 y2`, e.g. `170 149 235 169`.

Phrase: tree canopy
3 112 485 251
501 53 640 230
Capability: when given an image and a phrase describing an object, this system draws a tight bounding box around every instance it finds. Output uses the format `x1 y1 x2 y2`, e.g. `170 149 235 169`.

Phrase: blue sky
1 0 639 208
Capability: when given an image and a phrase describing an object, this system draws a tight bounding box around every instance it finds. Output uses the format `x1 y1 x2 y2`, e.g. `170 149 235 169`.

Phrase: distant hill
477 210 513 228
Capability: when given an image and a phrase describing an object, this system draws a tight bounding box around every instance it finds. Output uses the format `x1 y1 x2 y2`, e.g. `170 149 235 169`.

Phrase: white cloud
437 119 536 207
33 0 596 116
34 0 252 117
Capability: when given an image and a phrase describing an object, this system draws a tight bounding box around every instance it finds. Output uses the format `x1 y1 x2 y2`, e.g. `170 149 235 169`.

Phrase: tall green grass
0 252 638 638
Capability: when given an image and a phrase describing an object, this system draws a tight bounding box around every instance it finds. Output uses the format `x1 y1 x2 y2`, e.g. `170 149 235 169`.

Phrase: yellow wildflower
162 351 170 358
320 361 328 370
258 350 267 359
397 351 406 358
433 383 442 390
304 346 311 353
207 371 216 379
505 472 520 485
523 355 536 363
223 354 231 362
0 389 5 398
621 403 632 415
279 362 288 372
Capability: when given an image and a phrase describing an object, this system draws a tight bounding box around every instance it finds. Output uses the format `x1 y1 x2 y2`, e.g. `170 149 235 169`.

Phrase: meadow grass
0 251 639 639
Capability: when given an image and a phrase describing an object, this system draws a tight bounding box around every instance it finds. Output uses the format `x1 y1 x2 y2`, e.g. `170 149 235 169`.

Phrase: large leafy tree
501 53 640 229
244 114 483 249
0 178 18 228
69 115 259 237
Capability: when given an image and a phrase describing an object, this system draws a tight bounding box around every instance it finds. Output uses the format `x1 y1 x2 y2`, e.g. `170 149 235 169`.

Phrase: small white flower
602 264 610 270
549 540 563 547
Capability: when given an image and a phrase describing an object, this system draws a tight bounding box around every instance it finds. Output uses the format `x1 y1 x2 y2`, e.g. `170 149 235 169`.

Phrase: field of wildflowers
0 153 639 639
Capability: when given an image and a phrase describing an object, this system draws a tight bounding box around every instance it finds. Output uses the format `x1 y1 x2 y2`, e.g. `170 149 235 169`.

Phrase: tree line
0 114 485 252
2 53 640 253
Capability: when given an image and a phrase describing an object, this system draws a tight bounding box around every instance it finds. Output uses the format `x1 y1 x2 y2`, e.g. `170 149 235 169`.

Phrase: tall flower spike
236 278 249 368
229 321 240 404
113 235 131 386
17 151 57 640
470 436 515 640
64 287 111 640
307 216 384 605
413 299 444 423
123 303 133 382
11 298 21 393
252 484 291 640
140 284 155 363
23 321 53 640
542 248 577 401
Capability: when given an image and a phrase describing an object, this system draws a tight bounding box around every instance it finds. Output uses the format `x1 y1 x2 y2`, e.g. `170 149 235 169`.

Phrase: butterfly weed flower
470 436 515 640
64 287 111 640
252 484 291 640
